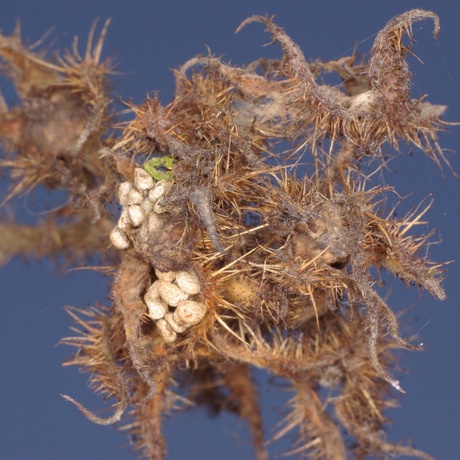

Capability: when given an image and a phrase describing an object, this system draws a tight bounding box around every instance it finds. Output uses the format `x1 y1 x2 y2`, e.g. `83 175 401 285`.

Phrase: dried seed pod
117 208 131 231
128 204 145 227
164 312 189 333
156 319 177 344
109 227 130 250
221 276 259 307
175 271 201 295
118 182 144 205
145 296 168 320
174 300 207 327
147 280 161 298
134 167 155 191
118 181 132 204
157 280 188 306
144 281 168 320
155 269 176 283
127 189 144 206
148 180 169 203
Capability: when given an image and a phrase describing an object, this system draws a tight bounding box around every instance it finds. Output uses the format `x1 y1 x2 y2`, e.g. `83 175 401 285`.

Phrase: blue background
1 1 459 459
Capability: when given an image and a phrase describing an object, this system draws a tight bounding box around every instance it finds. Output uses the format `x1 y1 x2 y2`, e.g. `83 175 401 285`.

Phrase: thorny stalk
0 10 452 460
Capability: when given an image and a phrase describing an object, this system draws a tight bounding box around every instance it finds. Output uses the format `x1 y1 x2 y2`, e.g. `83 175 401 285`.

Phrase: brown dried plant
0 10 452 460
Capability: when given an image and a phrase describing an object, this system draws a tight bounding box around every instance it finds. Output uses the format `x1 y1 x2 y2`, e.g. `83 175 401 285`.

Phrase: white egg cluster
145 269 207 343
109 168 171 250
109 167 208 343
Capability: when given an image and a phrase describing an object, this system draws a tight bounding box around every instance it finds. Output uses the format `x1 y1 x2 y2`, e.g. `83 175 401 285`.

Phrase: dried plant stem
0 9 450 460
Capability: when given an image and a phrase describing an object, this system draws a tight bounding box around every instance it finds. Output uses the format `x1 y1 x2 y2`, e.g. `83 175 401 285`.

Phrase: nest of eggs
110 169 207 343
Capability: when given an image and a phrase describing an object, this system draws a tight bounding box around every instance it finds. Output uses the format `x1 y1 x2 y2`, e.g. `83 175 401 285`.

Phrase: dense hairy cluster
0 10 451 460
0 19 117 265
